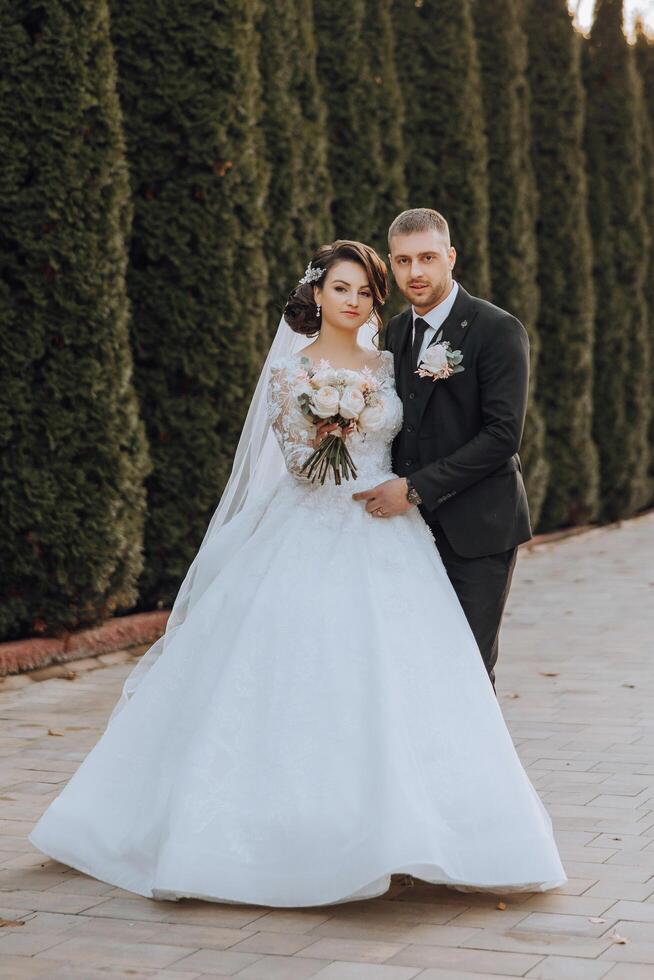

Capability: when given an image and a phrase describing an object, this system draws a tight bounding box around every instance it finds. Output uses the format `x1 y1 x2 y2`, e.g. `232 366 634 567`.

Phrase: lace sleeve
266 359 315 481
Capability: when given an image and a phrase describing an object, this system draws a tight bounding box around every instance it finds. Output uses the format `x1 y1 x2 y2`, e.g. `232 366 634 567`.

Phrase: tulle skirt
29 465 567 906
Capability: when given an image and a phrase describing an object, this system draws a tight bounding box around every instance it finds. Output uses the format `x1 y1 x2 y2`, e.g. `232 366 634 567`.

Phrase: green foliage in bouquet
109 0 269 606
474 0 549 529
0 0 150 640
583 0 651 520
525 0 600 530
392 0 491 298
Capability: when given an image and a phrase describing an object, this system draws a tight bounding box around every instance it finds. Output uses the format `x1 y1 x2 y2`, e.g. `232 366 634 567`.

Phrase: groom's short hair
388 208 450 249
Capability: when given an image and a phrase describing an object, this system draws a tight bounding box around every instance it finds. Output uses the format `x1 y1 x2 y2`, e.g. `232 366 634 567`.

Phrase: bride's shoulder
371 348 394 377
269 352 306 375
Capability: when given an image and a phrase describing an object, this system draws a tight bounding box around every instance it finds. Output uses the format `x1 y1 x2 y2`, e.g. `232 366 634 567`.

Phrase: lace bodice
266 350 403 493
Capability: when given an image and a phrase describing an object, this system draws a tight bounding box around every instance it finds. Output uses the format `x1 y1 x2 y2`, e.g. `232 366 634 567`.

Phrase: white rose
292 380 314 400
335 368 365 389
311 367 337 389
420 343 449 375
358 402 385 432
339 385 366 420
311 385 340 419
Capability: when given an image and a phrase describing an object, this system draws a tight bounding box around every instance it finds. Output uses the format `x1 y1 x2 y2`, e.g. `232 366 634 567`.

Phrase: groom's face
388 231 456 314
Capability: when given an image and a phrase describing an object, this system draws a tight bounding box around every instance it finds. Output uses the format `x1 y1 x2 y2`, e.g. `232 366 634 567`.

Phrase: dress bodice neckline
294 350 391 379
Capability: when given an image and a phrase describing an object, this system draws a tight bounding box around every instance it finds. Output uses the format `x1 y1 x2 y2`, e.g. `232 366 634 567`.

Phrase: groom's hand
352 478 413 517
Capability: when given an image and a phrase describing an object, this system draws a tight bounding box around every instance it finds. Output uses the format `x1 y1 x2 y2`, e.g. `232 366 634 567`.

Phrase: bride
28 239 566 907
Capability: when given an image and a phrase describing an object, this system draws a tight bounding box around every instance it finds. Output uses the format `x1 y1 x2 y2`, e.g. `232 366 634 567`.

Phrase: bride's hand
311 420 355 449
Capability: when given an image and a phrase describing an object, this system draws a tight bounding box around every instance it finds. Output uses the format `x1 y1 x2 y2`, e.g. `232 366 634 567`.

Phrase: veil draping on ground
107 312 381 724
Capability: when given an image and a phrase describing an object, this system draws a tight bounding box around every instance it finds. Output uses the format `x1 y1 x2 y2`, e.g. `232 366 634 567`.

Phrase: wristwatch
405 478 422 506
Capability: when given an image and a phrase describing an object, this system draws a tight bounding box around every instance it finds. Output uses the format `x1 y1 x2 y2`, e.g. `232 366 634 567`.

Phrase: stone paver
0 512 652 979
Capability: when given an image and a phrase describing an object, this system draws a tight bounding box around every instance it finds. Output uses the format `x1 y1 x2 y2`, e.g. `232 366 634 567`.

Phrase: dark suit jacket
385 282 533 558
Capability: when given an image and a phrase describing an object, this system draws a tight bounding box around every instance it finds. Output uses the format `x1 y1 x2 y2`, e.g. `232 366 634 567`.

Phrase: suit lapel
425 282 476 352
392 308 413 392
415 284 478 426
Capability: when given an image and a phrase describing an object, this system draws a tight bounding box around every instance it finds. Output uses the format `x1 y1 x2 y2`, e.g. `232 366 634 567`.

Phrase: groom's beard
400 276 451 313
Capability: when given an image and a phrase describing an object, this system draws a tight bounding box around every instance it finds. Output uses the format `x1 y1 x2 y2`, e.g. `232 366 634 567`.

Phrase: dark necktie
412 317 429 370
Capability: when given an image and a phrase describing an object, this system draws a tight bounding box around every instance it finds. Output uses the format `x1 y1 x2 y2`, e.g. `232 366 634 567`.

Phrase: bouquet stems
300 432 358 486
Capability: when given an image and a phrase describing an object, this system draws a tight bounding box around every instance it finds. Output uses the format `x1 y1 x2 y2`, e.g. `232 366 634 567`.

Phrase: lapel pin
460 319 468 328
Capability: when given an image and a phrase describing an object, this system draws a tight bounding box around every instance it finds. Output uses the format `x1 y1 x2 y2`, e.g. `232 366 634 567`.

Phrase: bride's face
313 261 374 332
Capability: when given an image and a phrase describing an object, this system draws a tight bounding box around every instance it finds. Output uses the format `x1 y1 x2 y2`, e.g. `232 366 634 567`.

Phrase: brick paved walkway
0 513 652 979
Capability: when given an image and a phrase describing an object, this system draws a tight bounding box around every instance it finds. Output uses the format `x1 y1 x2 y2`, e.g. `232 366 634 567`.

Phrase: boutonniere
415 329 465 381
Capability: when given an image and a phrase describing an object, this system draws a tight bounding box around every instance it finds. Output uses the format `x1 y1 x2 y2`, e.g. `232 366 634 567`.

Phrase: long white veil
108 311 380 724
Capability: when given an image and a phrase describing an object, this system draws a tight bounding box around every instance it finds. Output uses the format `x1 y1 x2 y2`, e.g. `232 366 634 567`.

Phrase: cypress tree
635 21 654 111
292 0 334 249
110 0 269 607
361 0 407 254
635 22 654 504
525 0 600 529
295 0 334 253
583 0 651 520
393 0 491 297
313 0 378 240
363 0 409 315
0 0 150 641
473 0 549 528
259 0 333 339
313 0 406 259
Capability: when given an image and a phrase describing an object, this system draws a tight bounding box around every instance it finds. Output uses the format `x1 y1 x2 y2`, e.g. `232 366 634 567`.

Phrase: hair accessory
299 261 326 285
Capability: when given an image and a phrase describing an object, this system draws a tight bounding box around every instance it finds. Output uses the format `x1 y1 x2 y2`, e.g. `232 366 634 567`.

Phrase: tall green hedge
526 0 600 529
110 0 269 607
313 0 407 316
259 0 333 338
635 22 654 505
393 0 491 297
474 0 549 528
0 0 150 641
363 0 408 314
294 0 334 256
313 0 372 239
362 0 407 253
583 0 651 521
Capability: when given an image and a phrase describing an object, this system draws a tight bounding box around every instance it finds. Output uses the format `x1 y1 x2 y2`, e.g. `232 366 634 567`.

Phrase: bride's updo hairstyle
284 240 388 337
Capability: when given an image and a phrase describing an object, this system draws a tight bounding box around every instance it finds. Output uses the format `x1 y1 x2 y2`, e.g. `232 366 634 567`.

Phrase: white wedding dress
29 349 567 907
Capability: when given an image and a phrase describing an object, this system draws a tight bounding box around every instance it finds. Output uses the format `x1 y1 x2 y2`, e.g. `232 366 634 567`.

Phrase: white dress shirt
411 280 460 365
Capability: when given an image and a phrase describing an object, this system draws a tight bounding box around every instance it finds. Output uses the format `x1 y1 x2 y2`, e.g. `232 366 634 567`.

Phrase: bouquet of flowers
293 358 385 485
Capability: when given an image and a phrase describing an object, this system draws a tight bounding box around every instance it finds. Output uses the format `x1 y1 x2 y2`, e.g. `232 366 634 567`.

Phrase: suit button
406 425 414 433
405 459 412 466
408 392 416 400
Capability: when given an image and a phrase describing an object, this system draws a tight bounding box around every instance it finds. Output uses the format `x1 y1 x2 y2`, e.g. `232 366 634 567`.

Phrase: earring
316 303 321 319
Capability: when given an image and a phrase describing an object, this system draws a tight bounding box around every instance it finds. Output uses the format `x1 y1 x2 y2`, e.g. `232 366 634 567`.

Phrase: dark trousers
427 519 518 691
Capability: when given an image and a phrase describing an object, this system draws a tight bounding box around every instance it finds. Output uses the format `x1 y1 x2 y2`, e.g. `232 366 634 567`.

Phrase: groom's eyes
396 255 436 264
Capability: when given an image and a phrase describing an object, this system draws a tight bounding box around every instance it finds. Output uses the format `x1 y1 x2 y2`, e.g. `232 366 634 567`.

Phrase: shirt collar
412 279 459 331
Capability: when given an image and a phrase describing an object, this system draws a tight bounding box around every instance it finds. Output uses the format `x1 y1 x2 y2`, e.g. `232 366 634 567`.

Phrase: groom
353 208 532 690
